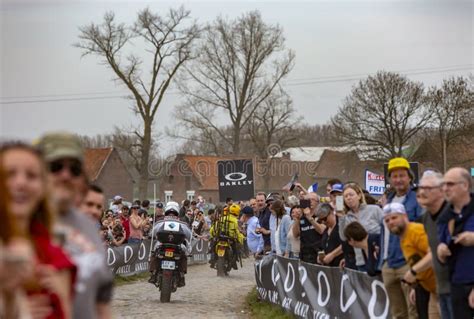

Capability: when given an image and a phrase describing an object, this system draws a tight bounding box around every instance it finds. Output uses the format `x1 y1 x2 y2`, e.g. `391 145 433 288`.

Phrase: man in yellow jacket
210 204 244 244
210 204 245 270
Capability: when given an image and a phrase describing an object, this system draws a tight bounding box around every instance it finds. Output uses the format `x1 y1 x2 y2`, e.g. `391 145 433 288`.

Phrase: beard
389 223 406 236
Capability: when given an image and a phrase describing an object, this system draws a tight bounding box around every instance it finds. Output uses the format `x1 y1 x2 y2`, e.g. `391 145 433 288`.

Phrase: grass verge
113 272 151 287
245 287 295 319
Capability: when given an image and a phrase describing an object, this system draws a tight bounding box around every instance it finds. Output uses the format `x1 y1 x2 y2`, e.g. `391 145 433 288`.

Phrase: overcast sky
0 0 472 155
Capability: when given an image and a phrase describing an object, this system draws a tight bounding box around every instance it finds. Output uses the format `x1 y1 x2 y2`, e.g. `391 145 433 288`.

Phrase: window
164 191 173 203
186 190 195 201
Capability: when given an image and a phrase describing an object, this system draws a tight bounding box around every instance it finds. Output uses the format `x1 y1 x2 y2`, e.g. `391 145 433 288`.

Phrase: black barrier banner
108 239 211 276
255 256 391 319
107 240 152 276
218 159 254 202
187 238 211 264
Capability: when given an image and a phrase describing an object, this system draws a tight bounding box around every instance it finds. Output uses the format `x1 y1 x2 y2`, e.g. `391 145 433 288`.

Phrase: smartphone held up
335 196 344 211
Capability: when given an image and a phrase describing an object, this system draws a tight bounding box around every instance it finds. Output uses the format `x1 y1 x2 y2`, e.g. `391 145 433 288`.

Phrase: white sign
365 170 385 195
164 221 180 232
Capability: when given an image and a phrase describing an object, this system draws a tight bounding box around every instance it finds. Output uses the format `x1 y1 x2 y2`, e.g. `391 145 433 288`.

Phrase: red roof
84 148 113 181
182 155 231 190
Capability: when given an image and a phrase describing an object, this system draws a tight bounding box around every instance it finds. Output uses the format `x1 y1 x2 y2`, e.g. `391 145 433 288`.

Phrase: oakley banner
254 255 391 319
218 159 255 202
108 239 211 276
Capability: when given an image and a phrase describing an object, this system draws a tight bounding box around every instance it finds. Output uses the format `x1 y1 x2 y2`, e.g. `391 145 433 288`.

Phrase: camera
448 236 460 252
300 199 311 209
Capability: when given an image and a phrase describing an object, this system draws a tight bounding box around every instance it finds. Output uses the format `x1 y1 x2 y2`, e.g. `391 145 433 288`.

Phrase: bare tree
77 127 162 180
244 89 300 191
170 89 300 157
169 121 338 156
427 76 474 172
75 7 199 198
291 124 339 147
169 126 234 156
246 89 300 158
77 134 110 149
175 10 294 155
331 71 431 160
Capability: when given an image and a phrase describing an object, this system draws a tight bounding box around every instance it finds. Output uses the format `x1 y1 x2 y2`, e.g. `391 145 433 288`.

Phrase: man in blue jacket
437 167 474 319
379 157 422 319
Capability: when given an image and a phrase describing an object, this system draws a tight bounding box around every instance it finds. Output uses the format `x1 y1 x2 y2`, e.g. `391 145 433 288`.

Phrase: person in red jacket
1 142 76 319
120 205 131 242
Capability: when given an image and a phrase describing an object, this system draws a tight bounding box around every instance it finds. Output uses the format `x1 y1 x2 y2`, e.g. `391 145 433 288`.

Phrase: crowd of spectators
95 196 215 248
232 158 474 319
2 130 473 318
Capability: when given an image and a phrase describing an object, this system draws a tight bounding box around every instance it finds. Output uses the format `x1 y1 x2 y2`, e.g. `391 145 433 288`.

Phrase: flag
307 182 318 193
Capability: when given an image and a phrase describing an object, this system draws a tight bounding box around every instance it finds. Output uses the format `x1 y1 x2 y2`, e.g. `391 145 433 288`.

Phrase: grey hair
306 192 320 201
287 195 299 207
420 170 444 186
316 203 333 218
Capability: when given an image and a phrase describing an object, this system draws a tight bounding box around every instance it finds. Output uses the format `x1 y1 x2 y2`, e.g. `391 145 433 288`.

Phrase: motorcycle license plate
162 260 176 270
165 251 174 257
217 247 225 257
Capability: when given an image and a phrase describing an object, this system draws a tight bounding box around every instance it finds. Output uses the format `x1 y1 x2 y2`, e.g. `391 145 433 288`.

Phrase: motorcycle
215 234 240 277
152 220 187 302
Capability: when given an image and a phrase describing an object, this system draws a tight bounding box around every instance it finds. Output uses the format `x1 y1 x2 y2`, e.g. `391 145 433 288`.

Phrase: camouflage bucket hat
35 132 84 162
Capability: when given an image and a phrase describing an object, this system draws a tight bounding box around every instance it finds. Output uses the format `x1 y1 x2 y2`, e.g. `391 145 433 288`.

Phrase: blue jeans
357 264 367 272
128 237 142 244
438 293 454 319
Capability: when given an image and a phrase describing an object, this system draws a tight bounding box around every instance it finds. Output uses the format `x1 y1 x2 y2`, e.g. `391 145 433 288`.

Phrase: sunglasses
49 160 82 177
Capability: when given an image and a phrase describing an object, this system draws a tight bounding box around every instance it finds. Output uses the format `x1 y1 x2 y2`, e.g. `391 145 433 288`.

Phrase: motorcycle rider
210 203 245 270
149 201 192 287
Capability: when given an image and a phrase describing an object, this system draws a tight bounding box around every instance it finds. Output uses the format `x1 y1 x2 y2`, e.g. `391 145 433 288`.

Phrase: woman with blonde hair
1 142 76 319
338 182 383 272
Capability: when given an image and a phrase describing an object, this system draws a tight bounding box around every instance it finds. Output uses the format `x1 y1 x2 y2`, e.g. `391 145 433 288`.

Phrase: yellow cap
229 204 240 216
388 157 410 174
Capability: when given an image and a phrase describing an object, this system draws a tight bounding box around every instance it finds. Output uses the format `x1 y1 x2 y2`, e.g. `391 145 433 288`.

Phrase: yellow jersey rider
210 204 244 244
209 204 245 269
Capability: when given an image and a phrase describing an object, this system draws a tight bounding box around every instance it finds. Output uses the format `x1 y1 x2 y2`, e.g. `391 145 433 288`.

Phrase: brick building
157 154 318 204
157 145 474 204
83 148 134 202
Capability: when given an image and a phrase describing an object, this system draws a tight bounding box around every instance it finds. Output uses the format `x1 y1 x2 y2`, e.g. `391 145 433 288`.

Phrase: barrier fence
108 239 211 276
254 255 391 319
